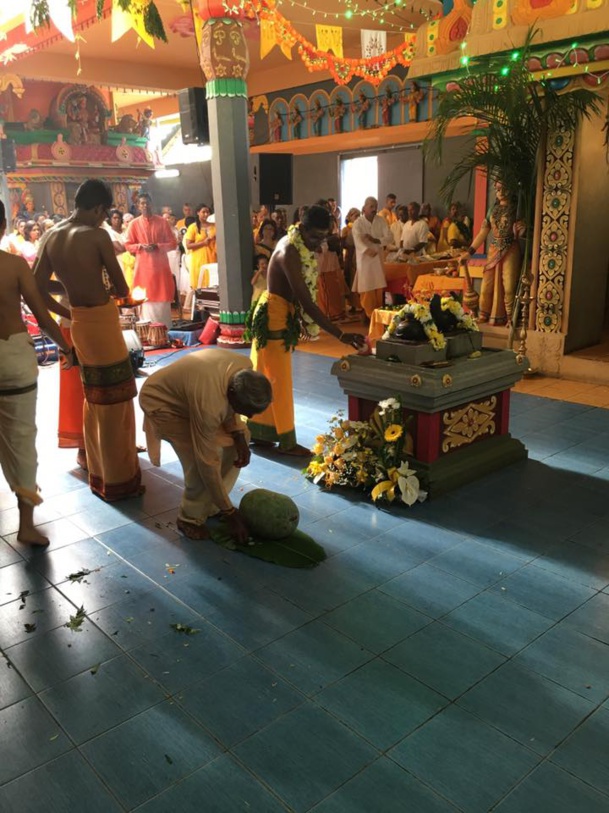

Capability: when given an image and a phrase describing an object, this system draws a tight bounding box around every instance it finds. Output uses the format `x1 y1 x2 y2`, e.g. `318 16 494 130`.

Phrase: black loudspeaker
259 153 293 206
0 139 17 173
178 88 209 145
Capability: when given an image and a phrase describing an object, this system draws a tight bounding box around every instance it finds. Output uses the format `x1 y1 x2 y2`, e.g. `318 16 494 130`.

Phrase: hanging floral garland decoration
223 0 416 85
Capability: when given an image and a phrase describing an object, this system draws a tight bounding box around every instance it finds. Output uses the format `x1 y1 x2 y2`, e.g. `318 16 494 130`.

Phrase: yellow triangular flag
279 35 293 61
260 18 292 61
111 0 154 49
260 18 276 60
315 24 343 58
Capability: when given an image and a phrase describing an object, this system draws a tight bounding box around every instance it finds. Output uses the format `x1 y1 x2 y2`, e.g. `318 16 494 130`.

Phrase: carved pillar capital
199 18 249 98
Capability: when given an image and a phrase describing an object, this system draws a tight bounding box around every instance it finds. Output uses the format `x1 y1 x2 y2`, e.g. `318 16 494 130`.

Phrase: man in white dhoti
351 197 392 319
139 349 272 544
0 199 74 545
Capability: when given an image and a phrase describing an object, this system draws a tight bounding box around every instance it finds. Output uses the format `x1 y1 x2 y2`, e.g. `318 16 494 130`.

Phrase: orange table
368 308 396 343
413 274 465 296
384 260 459 294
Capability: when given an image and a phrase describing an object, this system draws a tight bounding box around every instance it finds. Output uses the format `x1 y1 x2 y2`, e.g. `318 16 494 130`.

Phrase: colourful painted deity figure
331 98 346 134
470 181 524 326
352 92 371 130
405 81 424 122
271 111 283 143
310 98 325 137
381 87 397 127
290 104 303 139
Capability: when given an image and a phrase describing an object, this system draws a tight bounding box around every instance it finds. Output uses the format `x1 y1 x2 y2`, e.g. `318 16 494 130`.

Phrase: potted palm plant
424 28 602 339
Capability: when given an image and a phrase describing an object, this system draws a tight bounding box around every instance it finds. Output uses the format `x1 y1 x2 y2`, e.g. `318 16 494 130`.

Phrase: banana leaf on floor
209 527 326 568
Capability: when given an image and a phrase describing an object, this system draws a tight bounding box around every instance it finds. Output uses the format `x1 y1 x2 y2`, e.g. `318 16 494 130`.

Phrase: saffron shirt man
35 179 143 502
249 205 365 456
351 197 393 318
378 193 398 227
125 193 178 328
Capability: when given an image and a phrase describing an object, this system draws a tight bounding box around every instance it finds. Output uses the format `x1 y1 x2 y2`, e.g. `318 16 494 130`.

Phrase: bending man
140 349 272 543
35 179 143 502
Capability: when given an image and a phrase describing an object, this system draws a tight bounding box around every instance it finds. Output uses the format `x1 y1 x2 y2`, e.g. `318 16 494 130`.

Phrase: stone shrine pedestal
331 349 528 498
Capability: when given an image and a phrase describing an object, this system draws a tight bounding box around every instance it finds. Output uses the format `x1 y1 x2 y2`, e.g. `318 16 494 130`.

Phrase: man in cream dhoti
352 197 392 319
140 349 272 544
0 198 74 545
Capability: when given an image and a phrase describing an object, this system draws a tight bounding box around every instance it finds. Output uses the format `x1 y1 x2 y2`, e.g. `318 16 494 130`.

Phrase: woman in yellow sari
185 204 217 289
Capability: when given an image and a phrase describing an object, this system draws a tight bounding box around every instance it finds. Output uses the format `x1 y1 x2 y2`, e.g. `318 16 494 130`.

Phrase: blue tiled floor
2 350 609 811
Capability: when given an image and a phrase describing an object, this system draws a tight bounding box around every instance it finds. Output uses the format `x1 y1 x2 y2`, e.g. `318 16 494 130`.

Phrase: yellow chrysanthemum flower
384 424 403 442
313 443 324 455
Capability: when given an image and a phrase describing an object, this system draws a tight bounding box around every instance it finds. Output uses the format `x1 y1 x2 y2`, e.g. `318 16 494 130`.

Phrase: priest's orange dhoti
70 301 142 501
248 291 298 450
58 324 85 449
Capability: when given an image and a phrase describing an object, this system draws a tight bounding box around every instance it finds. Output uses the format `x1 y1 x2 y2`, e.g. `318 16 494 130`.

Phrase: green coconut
239 489 300 540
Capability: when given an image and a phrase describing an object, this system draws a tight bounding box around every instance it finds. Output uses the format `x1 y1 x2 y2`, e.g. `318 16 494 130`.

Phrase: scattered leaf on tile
32 609 45 614
24 623 36 633
66 569 92 583
164 754 173 765
169 623 199 635
49 734 59 741
125 617 134 623
65 606 86 632
90 663 100 675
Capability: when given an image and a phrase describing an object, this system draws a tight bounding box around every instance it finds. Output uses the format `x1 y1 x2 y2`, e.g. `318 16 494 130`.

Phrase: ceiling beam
13 52 203 91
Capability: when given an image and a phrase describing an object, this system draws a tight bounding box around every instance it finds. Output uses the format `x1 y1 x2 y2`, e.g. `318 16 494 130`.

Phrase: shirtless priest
0 198 74 545
35 179 144 502
248 204 365 456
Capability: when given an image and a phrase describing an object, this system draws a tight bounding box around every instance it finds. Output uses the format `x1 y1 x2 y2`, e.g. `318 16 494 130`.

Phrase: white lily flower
378 397 400 416
396 461 427 505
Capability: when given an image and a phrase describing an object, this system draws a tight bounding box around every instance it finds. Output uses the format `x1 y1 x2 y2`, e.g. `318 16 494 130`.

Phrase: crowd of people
0 182 275 547
0 177 518 546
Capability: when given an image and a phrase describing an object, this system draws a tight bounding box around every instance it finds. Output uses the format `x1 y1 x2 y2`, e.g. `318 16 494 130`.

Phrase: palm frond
423 26 602 211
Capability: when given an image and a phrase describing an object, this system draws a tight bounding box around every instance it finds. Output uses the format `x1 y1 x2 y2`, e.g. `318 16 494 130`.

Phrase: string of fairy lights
277 0 439 28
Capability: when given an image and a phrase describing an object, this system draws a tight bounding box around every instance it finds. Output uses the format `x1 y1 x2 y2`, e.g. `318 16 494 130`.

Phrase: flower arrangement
383 302 446 350
306 397 427 507
287 224 319 339
439 296 479 333
382 296 478 350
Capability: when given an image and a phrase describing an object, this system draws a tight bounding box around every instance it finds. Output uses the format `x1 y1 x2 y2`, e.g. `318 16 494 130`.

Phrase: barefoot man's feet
176 517 210 540
17 500 49 546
